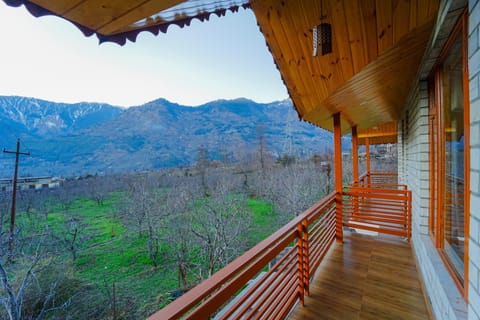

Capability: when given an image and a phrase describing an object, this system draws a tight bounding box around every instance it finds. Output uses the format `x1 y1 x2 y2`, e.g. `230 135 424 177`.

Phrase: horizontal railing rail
148 192 336 320
357 172 401 189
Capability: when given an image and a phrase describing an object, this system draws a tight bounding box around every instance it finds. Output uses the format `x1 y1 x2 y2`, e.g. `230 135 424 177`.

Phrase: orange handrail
148 192 336 320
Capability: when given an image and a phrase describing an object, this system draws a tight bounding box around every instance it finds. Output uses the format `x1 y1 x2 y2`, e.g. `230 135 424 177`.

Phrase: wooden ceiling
358 121 398 145
29 0 184 33
250 0 439 134
5 0 250 44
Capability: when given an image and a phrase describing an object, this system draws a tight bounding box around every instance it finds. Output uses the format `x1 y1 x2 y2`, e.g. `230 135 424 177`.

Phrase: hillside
0 96 341 177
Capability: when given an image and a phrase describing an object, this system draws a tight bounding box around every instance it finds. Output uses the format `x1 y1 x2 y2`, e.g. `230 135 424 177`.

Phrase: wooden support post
297 223 305 306
352 126 359 216
333 113 343 243
365 137 371 185
352 126 359 185
302 218 309 296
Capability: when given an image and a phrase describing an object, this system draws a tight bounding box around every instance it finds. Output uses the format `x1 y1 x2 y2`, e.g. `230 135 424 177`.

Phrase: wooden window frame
428 79 437 241
427 9 470 300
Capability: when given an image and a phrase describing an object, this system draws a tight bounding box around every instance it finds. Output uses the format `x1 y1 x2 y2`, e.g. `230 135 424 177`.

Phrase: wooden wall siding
250 0 439 133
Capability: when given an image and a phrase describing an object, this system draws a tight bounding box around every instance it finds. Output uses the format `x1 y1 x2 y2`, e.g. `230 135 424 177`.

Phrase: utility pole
3 139 30 260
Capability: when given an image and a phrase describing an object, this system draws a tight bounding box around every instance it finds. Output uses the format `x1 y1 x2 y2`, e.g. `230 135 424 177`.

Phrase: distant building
0 176 63 192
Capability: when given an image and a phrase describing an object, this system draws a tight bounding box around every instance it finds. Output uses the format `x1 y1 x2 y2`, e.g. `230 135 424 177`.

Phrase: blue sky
0 3 288 107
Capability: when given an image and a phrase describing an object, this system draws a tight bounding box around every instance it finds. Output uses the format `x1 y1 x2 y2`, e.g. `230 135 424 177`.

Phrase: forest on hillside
0 145 396 319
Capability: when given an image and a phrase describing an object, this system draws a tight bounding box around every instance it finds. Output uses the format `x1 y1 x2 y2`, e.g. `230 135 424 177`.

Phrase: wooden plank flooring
289 231 430 320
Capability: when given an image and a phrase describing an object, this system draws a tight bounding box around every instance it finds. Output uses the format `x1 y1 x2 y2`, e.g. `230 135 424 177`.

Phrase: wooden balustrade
148 172 412 319
343 186 412 240
148 192 336 320
358 172 400 188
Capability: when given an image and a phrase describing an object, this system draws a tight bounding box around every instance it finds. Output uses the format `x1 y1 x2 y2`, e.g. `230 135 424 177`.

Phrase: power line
3 138 30 260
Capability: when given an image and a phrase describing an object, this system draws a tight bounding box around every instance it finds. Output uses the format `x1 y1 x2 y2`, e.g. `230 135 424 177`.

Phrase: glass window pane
441 33 464 280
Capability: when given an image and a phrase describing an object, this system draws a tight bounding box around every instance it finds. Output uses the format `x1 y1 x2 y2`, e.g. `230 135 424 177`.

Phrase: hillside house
5 0 479 319
0 176 62 191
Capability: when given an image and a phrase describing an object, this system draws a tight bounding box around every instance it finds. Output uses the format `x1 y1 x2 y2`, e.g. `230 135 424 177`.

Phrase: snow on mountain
0 96 337 177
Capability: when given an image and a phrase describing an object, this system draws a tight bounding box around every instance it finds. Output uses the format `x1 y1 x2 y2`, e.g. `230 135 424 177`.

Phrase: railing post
352 126 359 185
365 138 371 186
333 113 343 243
297 223 305 306
302 218 309 296
352 127 359 217
407 190 412 242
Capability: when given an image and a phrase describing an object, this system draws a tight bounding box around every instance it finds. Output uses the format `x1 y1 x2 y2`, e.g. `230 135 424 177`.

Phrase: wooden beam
333 113 343 243
352 126 359 184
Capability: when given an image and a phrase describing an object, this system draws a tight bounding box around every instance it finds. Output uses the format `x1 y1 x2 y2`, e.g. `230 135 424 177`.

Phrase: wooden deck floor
289 231 430 320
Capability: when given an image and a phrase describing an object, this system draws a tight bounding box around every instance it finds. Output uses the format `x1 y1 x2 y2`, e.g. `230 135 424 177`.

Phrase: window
428 11 469 294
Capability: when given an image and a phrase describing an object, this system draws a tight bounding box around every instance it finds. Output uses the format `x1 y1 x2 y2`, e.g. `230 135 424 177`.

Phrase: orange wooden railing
343 177 412 240
148 192 336 320
148 172 412 319
357 172 403 189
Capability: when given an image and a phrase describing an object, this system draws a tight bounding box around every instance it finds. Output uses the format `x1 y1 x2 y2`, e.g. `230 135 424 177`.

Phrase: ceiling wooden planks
358 121 398 145
61 0 148 30
27 0 242 38
376 0 393 55
393 0 411 42
98 0 186 35
306 19 435 132
345 0 367 73
42 0 184 33
360 0 378 62
250 0 439 134
329 0 355 85
31 0 84 15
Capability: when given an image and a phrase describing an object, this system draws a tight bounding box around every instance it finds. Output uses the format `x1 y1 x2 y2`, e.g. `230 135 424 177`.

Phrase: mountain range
0 95 342 177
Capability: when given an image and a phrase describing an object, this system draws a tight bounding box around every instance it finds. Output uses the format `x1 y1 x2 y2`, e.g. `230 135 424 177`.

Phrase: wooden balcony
148 173 426 320
288 231 430 320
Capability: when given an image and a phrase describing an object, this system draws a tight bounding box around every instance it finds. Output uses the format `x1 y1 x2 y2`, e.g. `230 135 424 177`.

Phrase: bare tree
84 174 110 206
162 186 198 288
264 162 324 218
190 184 251 278
255 124 271 180
53 183 75 213
196 146 210 197
0 191 10 257
57 214 88 263
0 234 69 320
119 174 168 267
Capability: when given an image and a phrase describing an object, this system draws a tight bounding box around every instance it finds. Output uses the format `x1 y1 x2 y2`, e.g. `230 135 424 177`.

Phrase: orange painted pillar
365 137 371 185
352 126 359 185
352 126 359 217
333 113 343 243
296 223 305 305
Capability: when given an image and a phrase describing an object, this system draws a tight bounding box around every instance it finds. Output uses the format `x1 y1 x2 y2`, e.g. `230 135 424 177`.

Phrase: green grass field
17 192 280 318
